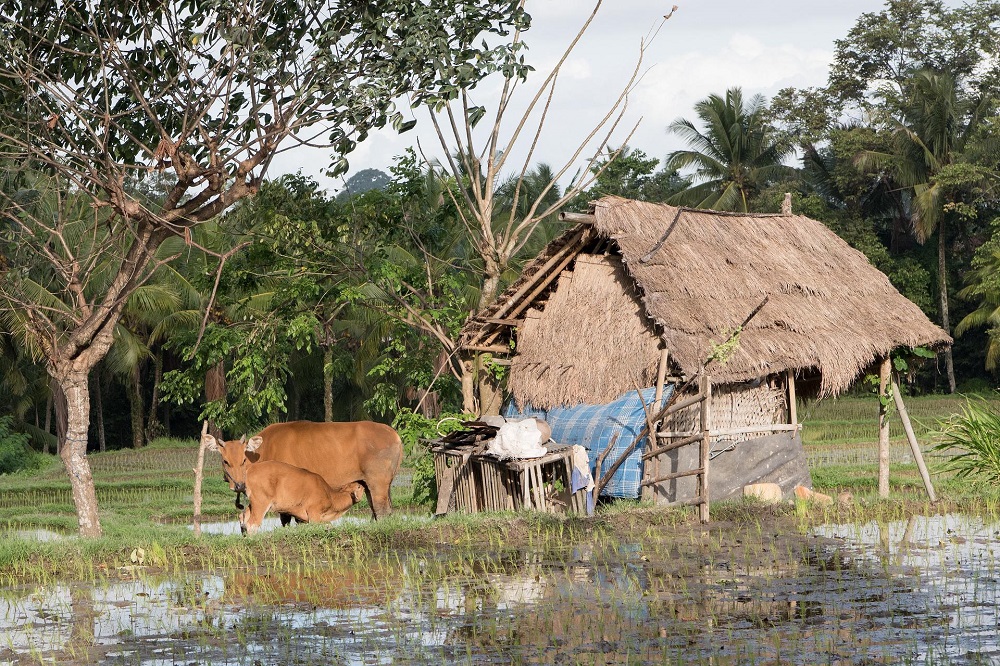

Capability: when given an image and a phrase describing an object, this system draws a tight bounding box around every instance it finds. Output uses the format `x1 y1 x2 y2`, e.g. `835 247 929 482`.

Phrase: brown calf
239 460 365 535
203 420 402 520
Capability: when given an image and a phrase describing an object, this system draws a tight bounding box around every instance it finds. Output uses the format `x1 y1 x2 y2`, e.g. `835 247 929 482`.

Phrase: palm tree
665 88 793 212
104 281 184 447
858 70 996 392
956 238 1000 370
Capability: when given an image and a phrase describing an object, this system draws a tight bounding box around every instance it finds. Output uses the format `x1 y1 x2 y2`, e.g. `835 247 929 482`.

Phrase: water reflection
4 514 1000 664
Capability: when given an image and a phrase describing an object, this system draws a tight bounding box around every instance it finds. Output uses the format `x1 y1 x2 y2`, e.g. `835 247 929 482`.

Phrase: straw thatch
508 255 662 409
462 196 951 409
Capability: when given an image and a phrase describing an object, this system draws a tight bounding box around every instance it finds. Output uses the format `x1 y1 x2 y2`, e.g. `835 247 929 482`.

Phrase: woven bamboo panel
663 379 786 443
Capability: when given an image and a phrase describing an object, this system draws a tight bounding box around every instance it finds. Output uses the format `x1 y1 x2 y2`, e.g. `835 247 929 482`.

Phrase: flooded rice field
3 513 1000 665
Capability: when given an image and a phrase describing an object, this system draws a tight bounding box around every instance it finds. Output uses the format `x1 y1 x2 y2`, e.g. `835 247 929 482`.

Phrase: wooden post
878 358 891 498
192 420 209 536
891 379 937 502
699 374 712 523
644 348 671 502
786 369 797 428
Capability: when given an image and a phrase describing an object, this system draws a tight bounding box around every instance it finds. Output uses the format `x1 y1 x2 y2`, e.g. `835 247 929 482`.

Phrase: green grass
798 393 1000 466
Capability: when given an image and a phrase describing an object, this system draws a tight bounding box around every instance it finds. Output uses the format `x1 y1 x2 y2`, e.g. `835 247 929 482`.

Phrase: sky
271 0 890 194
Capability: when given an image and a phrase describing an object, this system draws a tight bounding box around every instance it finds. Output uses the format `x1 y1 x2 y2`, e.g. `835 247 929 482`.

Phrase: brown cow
203 420 403 520
238 460 364 535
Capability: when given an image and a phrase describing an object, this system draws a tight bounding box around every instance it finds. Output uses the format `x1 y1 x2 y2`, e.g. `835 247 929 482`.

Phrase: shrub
0 417 41 475
933 397 1000 484
392 409 472 506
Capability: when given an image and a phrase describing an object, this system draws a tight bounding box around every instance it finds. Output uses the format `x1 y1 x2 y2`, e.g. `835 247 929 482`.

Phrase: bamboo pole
192 420 210 537
786 368 797 428
645 348 670 502
699 374 712 523
878 358 891 498
891 379 937 502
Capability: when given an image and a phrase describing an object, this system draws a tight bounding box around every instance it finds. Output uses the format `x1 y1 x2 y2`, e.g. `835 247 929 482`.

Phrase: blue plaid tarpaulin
503 385 674 498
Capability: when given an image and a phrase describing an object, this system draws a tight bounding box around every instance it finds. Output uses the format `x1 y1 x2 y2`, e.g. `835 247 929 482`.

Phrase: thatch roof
462 196 951 409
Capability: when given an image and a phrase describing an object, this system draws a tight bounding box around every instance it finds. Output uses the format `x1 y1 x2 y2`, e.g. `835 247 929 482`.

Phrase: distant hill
336 168 390 200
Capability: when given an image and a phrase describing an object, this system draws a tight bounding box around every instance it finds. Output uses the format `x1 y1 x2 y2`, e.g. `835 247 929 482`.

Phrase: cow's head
202 434 263 494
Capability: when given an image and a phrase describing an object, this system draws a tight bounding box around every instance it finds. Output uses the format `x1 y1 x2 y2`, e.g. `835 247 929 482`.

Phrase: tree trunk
52 380 68 456
289 378 300 421
476 353 503 416
146 349 163 440
128 364 145 448
324 346 334 422
43 389 52 455
938 227 956 393
204 360 226 441
460 357 477 415
92 372 106 453
56 371 102 537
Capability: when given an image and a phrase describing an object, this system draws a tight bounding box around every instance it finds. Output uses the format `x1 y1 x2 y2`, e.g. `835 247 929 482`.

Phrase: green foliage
957 217 1000 370
828 0 1000 112
0 417 39 475
392 410 471 506
665 87 793 212
160 319 302 434
572 146 688 208
933 396 1000 484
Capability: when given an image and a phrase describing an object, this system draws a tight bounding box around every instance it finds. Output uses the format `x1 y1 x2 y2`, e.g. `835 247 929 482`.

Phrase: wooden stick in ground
192 420 210 537
592 432 620 501
878 357 891 498
699 373 712 523
891 378 937 502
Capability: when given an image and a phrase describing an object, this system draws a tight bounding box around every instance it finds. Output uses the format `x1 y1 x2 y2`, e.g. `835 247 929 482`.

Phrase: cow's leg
365 482 393 520
243 501 269 536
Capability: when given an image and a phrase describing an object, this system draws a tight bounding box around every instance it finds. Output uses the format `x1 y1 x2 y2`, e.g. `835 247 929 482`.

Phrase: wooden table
430 441 589 515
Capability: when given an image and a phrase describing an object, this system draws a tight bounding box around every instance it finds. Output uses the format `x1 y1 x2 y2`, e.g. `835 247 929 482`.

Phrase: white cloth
570 444 595 492
485 419 548 460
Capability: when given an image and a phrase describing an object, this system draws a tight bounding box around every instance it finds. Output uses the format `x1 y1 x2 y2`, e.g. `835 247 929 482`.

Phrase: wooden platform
431 442 589 515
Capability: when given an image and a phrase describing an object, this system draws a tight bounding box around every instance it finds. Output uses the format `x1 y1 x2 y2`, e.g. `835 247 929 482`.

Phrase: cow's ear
245 436 264 452
202 434 220 452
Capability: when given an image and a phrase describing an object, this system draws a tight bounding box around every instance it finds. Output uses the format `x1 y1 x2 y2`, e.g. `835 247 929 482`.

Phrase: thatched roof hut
460 196 951 411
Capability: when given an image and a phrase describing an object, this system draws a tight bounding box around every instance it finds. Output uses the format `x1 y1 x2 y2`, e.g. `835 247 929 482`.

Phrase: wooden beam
642 433 702 461
786 368 797 427
663 392 707 416
891 379 937 502
475 316 522 326
658 424 799 439
493 227 591 321
461 344 511 354
642 467 704 486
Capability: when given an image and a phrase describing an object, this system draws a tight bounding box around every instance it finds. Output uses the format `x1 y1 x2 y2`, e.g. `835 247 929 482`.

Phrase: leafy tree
858 70 999 392
0 0 528 536
573 146 688 207
665 88 793 212
957 218 1000 370
828 0 1000 114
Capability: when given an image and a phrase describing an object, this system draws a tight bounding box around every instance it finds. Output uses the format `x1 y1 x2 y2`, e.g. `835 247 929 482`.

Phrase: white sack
486 418 548 460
